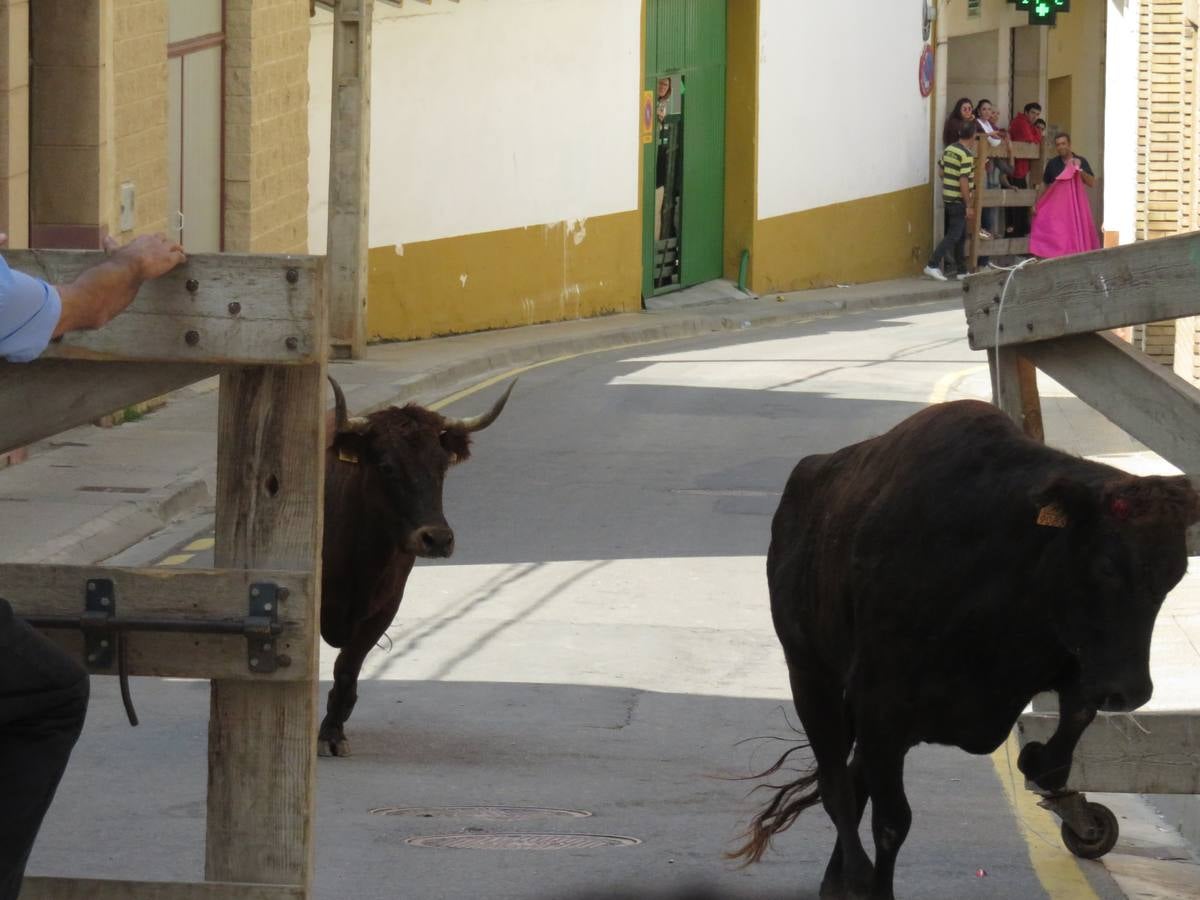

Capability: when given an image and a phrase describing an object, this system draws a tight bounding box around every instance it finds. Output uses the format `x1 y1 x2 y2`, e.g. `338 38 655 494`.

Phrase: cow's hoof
317 736 352 757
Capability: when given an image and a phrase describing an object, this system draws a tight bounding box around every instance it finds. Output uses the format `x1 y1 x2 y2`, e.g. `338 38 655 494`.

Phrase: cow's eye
379 461 395 477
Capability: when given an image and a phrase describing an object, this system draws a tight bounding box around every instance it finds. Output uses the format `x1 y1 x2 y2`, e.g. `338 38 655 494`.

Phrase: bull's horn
443 379 517 433
328 375 370 434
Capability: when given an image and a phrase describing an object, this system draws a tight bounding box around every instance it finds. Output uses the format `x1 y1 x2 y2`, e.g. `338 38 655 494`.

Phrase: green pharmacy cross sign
1010 0 1070 26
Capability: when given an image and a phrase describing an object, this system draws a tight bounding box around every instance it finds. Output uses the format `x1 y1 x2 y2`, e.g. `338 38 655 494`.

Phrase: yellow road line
184 537 215 552
991 733 1100 899
426 336 687 411
158 553 194 567
927 365 988 405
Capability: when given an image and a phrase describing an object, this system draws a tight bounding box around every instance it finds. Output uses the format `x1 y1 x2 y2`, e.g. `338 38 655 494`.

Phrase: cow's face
1035 475 1199 712
327 378 515 559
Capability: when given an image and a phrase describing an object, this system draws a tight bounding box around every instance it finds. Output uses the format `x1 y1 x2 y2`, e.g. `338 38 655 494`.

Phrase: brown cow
734 399 1200 899
318 377 514 757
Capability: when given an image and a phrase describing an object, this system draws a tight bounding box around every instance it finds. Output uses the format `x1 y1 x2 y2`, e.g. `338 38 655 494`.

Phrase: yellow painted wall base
367 209 642 342
751 184 933 295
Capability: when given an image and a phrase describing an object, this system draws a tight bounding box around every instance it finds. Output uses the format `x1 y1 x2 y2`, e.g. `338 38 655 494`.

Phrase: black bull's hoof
318 729 352 758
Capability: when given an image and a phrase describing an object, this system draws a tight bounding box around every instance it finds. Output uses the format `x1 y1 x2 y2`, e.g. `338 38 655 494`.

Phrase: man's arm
1076 156 1096 188
53 234 185 337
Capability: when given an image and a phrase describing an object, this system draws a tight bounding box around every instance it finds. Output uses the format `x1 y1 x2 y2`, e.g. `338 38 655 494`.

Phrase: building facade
307 0 935 342
0 0 309 255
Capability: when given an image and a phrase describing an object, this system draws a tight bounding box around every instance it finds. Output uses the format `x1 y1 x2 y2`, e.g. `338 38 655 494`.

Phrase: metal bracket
83 578 115 669
1037 791 1100 842
246 582 280 674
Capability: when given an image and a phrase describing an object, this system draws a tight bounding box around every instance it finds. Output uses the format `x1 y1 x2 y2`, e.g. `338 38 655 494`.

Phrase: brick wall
0 0 29 246
113 0 169 237
28 0 107 247
224 0 309 253
1136 0 1200 373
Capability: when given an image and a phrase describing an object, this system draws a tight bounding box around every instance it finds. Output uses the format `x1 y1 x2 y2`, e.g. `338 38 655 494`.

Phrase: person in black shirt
1043 132 1095 188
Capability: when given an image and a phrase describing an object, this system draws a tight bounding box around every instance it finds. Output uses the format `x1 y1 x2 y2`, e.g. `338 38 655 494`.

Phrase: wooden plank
206 365 325 889
975 237 1030 256
1018 711 1200 794
326 0 373 358
963 230 1200 350
980 188 1038 208
968 140 988 272
20 877 305 900
986 139 1042 159
988 348 1043 440
0 564 315 681
0 359 216 456
1020 331 1200 474
2 251 323 364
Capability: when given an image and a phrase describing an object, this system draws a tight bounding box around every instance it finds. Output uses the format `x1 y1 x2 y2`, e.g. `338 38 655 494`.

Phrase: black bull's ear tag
1036 503 1068 528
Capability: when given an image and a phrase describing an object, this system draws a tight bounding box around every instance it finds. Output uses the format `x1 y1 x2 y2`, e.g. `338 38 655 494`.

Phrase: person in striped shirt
924 120 977 282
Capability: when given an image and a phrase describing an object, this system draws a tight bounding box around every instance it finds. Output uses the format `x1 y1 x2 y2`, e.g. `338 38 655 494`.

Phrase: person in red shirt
1007 102 1042 237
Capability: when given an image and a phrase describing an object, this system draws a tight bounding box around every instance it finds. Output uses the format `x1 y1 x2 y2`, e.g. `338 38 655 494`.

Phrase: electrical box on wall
119 182 136 232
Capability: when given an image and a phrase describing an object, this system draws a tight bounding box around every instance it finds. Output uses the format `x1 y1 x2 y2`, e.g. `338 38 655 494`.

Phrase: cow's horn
328 375 370 434
443 379 517 433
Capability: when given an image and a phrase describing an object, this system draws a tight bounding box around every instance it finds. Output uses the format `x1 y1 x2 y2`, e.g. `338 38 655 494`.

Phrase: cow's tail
726 741 821 866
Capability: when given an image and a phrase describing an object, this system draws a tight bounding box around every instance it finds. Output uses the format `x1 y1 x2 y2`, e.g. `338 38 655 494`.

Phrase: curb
18 474 210 565
357 290 961 415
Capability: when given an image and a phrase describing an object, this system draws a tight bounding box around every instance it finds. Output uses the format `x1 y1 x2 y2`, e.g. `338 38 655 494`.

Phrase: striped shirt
941 142 975 203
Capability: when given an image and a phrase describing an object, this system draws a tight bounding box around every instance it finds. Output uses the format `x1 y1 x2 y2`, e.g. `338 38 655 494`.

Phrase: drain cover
371 806 591 821
406 833 641 850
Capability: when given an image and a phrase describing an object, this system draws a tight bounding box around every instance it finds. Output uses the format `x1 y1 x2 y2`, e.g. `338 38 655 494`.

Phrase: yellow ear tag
1036 503 1068 528
338 447 360 465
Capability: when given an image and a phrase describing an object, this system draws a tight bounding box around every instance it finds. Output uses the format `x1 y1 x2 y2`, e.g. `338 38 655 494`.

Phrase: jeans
929 201 966 273
1009 176 1030 237
0 599 89 900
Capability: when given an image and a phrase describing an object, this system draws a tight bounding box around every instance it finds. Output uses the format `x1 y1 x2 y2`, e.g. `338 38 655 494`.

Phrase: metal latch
25 580 288 727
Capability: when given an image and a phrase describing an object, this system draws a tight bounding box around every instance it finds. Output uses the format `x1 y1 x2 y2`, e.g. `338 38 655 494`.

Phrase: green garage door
643 0 727 298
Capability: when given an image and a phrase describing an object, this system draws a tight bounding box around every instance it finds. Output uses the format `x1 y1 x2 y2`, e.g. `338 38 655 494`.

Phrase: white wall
1104 0 1140 244
309 0 642 253
757 0 932 219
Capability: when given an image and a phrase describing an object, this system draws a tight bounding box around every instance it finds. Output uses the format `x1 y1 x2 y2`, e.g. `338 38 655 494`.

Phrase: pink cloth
1029 163 1101 259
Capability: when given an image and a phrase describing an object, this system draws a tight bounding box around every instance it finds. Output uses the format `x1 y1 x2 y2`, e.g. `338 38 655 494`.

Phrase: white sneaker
956 272 970 280
923 265 947 282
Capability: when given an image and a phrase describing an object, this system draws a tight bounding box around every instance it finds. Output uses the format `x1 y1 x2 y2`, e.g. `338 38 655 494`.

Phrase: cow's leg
1017 683 1095 793
859 737 911 900
822 747 869 891
788 666 874 899
318 601 398 758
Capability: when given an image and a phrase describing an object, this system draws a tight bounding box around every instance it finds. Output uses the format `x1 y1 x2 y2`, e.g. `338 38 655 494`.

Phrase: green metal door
642 0 727 298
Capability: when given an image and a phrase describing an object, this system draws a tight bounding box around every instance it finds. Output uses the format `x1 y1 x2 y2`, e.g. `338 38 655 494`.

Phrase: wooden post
969 136 987 273
205 366 326 890
988 348 1044 442
326 0 373 359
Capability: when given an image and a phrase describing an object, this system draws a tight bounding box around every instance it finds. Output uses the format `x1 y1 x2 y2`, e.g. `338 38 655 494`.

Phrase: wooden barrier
965 137 1047 273
964 232 1200 796
3 252 327 898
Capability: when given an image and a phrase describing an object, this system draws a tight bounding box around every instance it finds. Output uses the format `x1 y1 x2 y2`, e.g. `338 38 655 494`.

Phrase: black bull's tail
727 740 822 865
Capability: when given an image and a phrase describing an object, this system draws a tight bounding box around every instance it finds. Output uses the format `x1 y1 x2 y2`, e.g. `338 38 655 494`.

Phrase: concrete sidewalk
0 276 959 566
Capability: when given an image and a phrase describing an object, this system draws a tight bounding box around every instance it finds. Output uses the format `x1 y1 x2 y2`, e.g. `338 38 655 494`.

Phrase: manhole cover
406 833 641 850
371 806 591 821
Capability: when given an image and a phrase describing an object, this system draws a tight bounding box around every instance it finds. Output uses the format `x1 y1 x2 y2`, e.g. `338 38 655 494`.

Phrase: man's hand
54 233 187 337
103 233 186 280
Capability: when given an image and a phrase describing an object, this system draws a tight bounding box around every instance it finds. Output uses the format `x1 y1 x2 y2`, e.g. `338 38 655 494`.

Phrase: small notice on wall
641 91 655 144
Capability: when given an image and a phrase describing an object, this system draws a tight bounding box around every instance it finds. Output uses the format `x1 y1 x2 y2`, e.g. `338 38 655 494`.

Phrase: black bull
734 400 1200 899
317 377 515 758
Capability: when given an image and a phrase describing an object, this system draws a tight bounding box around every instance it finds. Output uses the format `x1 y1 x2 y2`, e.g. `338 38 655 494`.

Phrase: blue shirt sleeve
0 254 62 362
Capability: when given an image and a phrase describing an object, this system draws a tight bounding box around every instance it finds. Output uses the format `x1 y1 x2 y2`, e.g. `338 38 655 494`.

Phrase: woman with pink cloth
1030 132 1101 259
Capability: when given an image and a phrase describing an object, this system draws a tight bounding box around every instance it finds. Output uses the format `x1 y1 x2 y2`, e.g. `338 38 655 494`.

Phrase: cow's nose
1099 677 1153 713
414 525 455 558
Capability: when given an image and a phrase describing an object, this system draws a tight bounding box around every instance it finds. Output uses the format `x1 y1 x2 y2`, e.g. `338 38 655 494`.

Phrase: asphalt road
32 305 1132 899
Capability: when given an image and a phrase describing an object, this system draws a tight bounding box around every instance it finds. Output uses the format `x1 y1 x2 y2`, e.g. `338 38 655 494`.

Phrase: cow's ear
1031 476 1100 530
439 427 472 466
331 431 372 466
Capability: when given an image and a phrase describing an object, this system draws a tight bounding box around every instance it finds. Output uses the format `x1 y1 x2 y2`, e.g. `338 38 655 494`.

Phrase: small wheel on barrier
1060 801 1119 859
